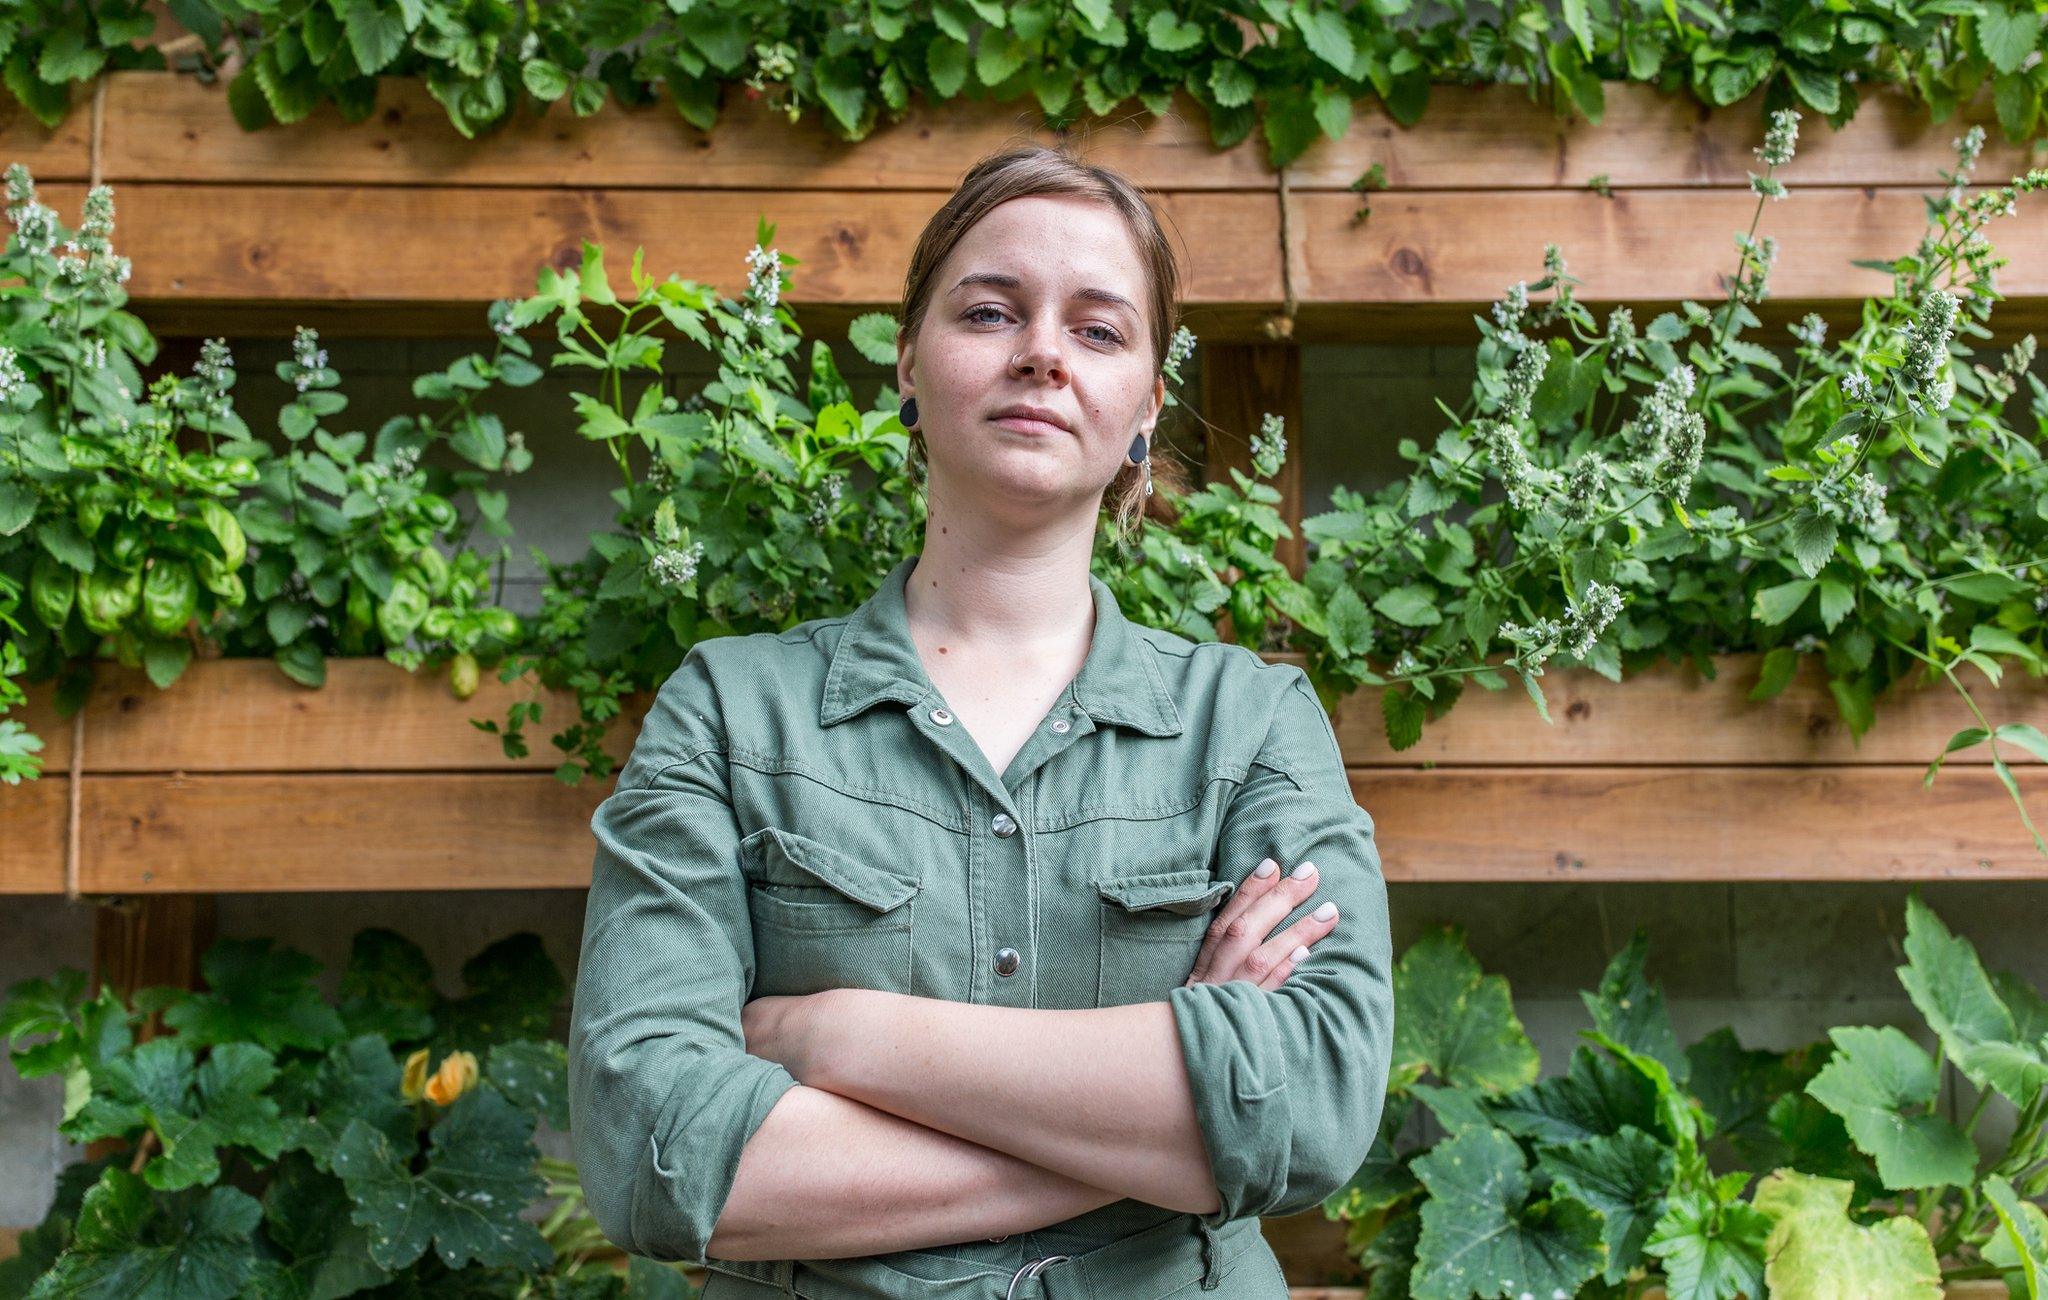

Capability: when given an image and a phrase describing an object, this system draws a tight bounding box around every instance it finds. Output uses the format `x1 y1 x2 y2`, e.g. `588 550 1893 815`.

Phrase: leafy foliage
8 0 2048 168
0 163 532 785
1328 891 2048 1298
0 927 686 1298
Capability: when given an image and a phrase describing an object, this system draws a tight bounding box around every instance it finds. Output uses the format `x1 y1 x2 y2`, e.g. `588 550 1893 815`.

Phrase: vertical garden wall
3 5 2048 1292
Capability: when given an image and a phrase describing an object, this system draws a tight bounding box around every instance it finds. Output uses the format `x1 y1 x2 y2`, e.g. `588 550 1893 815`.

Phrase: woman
568 145 1394 1300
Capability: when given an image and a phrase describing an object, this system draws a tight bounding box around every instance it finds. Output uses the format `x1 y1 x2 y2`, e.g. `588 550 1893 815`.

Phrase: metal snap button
994 947 1021 976
1050 718 1070 733
991 812 1018 837
930 708 954 725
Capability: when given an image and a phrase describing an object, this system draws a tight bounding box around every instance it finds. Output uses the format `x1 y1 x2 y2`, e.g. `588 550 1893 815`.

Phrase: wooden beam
3 654 2043 891
1200 343 1305 577
91 895 216 1002
93 72 2044 194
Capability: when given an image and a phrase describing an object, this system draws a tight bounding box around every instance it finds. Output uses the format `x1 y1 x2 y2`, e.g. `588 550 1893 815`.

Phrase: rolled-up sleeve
567 646 801 1263
1166 666 1394 1223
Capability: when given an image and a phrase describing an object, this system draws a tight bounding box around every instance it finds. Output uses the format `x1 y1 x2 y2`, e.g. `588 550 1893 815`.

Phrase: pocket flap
1095 868 1235 915
740 827 921 914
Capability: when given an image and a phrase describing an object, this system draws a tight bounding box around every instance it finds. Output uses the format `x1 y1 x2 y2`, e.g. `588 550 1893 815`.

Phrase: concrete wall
5 332 2043 1226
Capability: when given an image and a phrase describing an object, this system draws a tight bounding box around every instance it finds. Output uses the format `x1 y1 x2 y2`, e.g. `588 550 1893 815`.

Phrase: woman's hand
1183 856 1338 990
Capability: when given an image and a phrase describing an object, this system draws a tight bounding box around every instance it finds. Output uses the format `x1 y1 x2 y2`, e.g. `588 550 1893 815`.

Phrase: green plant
1272 110 2048 853
9 0 2048 165
0 928 696 1299
482 224 928 782
0 162 535 782
1327 891 2048 1298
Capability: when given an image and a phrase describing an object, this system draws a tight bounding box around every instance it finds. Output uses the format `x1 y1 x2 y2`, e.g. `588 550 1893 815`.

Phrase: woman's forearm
806 990 1223 1216
708 1083 1128 1260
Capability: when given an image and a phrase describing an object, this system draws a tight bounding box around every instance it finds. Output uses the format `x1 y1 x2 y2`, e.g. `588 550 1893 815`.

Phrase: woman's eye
964 306 1124 347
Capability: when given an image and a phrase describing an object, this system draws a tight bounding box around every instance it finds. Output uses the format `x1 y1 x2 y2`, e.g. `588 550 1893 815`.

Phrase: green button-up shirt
567 553 1394 1295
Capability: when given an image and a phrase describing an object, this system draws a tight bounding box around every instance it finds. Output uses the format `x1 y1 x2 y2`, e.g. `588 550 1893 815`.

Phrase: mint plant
483 223 925 782
1275 110 2048 853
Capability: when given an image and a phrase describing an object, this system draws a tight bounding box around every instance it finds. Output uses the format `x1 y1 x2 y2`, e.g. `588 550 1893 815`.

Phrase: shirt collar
819 554 1184 737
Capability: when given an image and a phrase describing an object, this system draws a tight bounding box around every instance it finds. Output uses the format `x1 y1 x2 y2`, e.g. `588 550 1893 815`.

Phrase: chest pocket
738 827 920 997
1093 867 1236 1008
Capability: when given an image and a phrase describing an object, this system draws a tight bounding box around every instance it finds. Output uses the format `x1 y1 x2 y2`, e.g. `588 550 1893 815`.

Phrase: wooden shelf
4 72 2044 340
3 653 2042 893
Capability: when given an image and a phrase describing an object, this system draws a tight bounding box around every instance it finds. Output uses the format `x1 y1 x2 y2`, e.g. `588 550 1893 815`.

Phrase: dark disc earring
1127 433 1153 497
900 396 919 429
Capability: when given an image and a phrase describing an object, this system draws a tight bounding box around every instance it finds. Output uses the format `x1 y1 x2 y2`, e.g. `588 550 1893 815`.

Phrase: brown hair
895 144 1194 546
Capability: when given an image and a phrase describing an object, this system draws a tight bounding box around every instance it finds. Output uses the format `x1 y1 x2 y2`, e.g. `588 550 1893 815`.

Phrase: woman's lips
991 415 1069 435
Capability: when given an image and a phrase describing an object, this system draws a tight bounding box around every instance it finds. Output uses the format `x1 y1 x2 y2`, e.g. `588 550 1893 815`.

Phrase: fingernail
1291 945 1310 962
1291 861 1316 878
1253 858 1278 877
1313 901 1337 921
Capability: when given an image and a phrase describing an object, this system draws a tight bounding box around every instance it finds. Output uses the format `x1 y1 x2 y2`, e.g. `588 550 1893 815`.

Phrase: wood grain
3 653 2042 891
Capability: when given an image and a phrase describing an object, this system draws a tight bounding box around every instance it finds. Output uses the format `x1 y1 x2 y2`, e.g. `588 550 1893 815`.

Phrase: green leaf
1753 578 1815 625
1409 1126 1606 1300
1390 928 1540 1093
160 939 347 1053
68 1038 291 1191
429 932 567 1053
1582 930 1687 1086
289 1034 414 1171
1984 1173 2048 1298
1292 6 1354 71
1374 584 1441 627
1145 9 1204 52
1896 892 2048 1103
1804 1025 1976 1190
1489 1044 1658 1146
1642 1185 1771 1300
337 928 437 1041
256 1149 394 1297
29 1167 261 1299
1978 4 2043 74
340 0 407 75
487 1039 568 1130
1534 1126 1674 1283
330 1086 552 1272
0 480 34 534
1753 1169 1941 1300
848 312 900 366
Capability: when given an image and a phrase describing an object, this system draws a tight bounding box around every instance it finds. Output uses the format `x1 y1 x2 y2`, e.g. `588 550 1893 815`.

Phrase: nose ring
1004 1254 1072 1299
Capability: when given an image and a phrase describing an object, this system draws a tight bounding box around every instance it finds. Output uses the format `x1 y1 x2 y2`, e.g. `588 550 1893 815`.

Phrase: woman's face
898 193 1166 531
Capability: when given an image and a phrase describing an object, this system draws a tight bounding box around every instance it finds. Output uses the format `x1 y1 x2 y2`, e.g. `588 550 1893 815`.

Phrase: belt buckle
1003 1253 1072 1300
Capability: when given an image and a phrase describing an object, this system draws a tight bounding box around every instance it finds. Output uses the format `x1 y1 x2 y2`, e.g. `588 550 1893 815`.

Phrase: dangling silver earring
1127 433 1153 497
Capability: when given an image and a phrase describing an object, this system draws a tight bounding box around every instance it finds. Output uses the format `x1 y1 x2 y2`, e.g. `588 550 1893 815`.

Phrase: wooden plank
72 773 609 892
16 659 621 773
1282 81 2042 191
36 181 2042 332
3 758 2038 893
31 183 1281 311
95 71 2042 194
0 96 95 183
1288 185 2048 307
1321 653 2048 767
1362 764 2047 881
0 779 66 893
11 653 2040 773
99 76 1274 192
